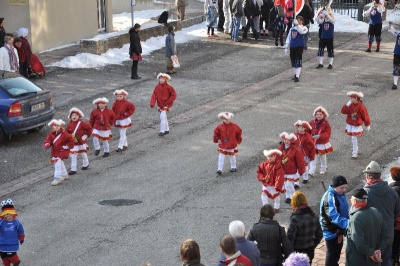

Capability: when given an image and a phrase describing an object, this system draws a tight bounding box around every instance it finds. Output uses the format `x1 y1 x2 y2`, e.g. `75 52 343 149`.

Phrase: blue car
0 71 55 143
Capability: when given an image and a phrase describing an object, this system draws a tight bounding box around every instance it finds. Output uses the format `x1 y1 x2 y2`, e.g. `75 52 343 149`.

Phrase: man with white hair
217 220 260 266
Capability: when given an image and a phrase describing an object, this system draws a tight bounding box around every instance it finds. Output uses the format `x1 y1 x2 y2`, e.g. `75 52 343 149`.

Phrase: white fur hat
313 106 329 117
157 73 171 80
48 119 65 127
263 149 282 157
218 112 234 120
347 91 364 99
68 108 84 118
18 28 28 37
294 120 312 130
279 132 297 141
93 97 109 105
114 89 128 96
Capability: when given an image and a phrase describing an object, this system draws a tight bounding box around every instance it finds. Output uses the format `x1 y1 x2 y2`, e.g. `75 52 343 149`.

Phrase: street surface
0 28 399 265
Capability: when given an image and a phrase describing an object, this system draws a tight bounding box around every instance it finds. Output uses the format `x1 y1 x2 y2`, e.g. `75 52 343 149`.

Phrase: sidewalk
314 240 346 266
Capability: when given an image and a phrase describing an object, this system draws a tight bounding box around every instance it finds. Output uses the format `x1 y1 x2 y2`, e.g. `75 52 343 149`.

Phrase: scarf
4 44 19 72
366 178 382 186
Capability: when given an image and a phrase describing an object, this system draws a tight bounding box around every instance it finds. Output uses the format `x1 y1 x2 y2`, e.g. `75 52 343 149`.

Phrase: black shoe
392 84 398 90
116 148 123 153
275 42 278 46
103 152 110 158
285 198 291 204
131 76 141 79
291 75 296 80
69 171 77 175
230 168 237 172
81 165 89 170
234 39 242 42
294 184 300 190
94 150 100 156
327 64 333 69
123 146 128 151
216 170 222 175
316 64 323 69
365 48 371 52
302 179 308 184
376 48 380 52
164 131 169 135
158 132 165 136
294 77 299 82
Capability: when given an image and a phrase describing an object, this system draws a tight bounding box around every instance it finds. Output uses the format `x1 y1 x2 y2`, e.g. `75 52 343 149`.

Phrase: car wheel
0 126 7 144
28 125 44 133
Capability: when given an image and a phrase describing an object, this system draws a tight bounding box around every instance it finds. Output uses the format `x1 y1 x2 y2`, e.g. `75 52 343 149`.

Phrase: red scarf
366 179 382 186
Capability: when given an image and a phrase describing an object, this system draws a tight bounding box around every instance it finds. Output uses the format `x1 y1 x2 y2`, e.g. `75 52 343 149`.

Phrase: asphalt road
1 28 400 265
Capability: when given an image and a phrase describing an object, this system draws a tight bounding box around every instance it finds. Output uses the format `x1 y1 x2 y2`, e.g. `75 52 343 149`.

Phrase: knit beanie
390 166 400 181
331 175 348 188
283 252 310 266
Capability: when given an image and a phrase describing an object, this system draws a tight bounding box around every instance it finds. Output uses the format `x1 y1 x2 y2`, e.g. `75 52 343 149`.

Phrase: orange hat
279 132 297 142
68 108 84 119
263 149 282 157
294 120 312 130
313 106 329 117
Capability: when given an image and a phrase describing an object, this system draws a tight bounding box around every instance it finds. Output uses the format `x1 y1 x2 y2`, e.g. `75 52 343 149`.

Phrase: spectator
180 239 206 266
0 18 6 48
129 23 142 79
283 252 310 266
17 28 32 77
242 0 260 40
217 220 260 266
165 25 177 74
364 161 400 266
389 166 400 265
346 188 390 265
287 191 322 264
297 0 314 50
219 235 252 265
204 0 219 37
230 0 244 42
319 175 349 266
175 0 188 21
248 204 294 265
0 36 19 72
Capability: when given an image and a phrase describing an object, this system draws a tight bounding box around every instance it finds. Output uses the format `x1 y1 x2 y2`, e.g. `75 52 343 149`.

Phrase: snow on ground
310 11 369 33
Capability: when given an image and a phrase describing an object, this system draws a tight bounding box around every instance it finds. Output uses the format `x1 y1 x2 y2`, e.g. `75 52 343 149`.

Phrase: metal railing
313 0 369 20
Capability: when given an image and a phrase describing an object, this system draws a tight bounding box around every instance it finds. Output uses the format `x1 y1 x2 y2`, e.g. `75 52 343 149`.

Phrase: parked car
0 71 55 143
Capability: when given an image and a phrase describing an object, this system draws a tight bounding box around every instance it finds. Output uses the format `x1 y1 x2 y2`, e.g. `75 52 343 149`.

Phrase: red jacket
308 119 331 145
112 99 136 120
341 102 371 127
220 252 252 266
294 132 316 160
65 120 93 145
257 160 284 191
277 143 306 175
213 122 243 149
150 83 177 108
89 107 116 131
20 37 32 65
44 128 74 159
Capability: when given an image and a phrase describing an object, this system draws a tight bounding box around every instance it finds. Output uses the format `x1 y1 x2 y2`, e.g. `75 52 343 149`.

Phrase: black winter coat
129 28 142 56
0 27 5 48
244 0 260 17
297 4 314 26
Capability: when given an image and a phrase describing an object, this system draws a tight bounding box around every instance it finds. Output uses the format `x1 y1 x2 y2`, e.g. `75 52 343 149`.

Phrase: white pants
309 154 327 173
261 186 280 209
54 158 67 179
70 153 89 171
352 136 358 154
93 137 110 152
118 128 128 149
284 180 295 199
218 153 237 171
160 110 169 133
223 7 232 33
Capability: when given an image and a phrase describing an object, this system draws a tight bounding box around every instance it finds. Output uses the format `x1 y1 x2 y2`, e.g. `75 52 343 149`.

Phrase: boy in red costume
308 106 333 175
213 112 243 175
150 73 177 136
257 149 285 213
277 132 306 204
43 119 74 186
112 89 136 152
90 97 116 158
65 108 92 175
341 91 371 159
293 120 315 185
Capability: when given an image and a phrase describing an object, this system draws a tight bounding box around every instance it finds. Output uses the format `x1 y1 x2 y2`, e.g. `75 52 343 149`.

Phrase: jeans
325 236 343 266
231 16 241 41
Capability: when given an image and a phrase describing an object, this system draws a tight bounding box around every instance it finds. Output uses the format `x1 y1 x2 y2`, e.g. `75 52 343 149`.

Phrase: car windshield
0 76 42 97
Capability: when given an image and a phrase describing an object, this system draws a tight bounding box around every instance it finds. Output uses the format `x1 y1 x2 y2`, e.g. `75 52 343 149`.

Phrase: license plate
31 102 45 112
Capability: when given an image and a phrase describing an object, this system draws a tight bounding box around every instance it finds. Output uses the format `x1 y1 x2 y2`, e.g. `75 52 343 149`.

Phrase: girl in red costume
293 120 316 185
90 98 116 158
277 132 305 204
150 73 177 136
308 106 333 175
257 149 285 212
65 108 92 175
341 91 371 159
112 89 136 152
213 112 243 175
43 119 74 186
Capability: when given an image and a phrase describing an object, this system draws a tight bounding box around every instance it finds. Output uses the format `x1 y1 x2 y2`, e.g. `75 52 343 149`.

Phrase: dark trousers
218 13 225 29
243 17 259 39
296 246 315 264
131 60 138 77
325 237 343 266
393 230 400 264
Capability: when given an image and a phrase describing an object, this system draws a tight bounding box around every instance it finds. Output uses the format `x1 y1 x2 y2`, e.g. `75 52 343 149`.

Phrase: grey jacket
364 180 400 240
165 32 176 57
230 0 243 17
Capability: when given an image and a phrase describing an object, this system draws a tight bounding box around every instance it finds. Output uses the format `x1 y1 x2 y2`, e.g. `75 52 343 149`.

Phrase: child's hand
366 125 371 131
346 100 352 107
43 143 50 149
19 240 24 245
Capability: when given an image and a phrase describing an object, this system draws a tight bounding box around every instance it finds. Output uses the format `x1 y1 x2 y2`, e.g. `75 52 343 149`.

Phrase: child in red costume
294 120 316 185
257 149 285 212
341 91 371 159
112 89 136 152
90 97 116 158
65 108 92 175
213 112 243 175
308 106 333 175
43 119 74 186
277 132 306 204
150 73 177 136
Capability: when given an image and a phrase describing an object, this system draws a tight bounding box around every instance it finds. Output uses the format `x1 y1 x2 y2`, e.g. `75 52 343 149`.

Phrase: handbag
171 55 180 68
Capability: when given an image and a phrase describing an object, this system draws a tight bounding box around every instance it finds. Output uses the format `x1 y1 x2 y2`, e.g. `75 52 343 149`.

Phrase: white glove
285 47 288 54
366 125 371 131
312 135 320 139
81 135 88 141
62 145 70 149
346 100 352 107
293 19 298 26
